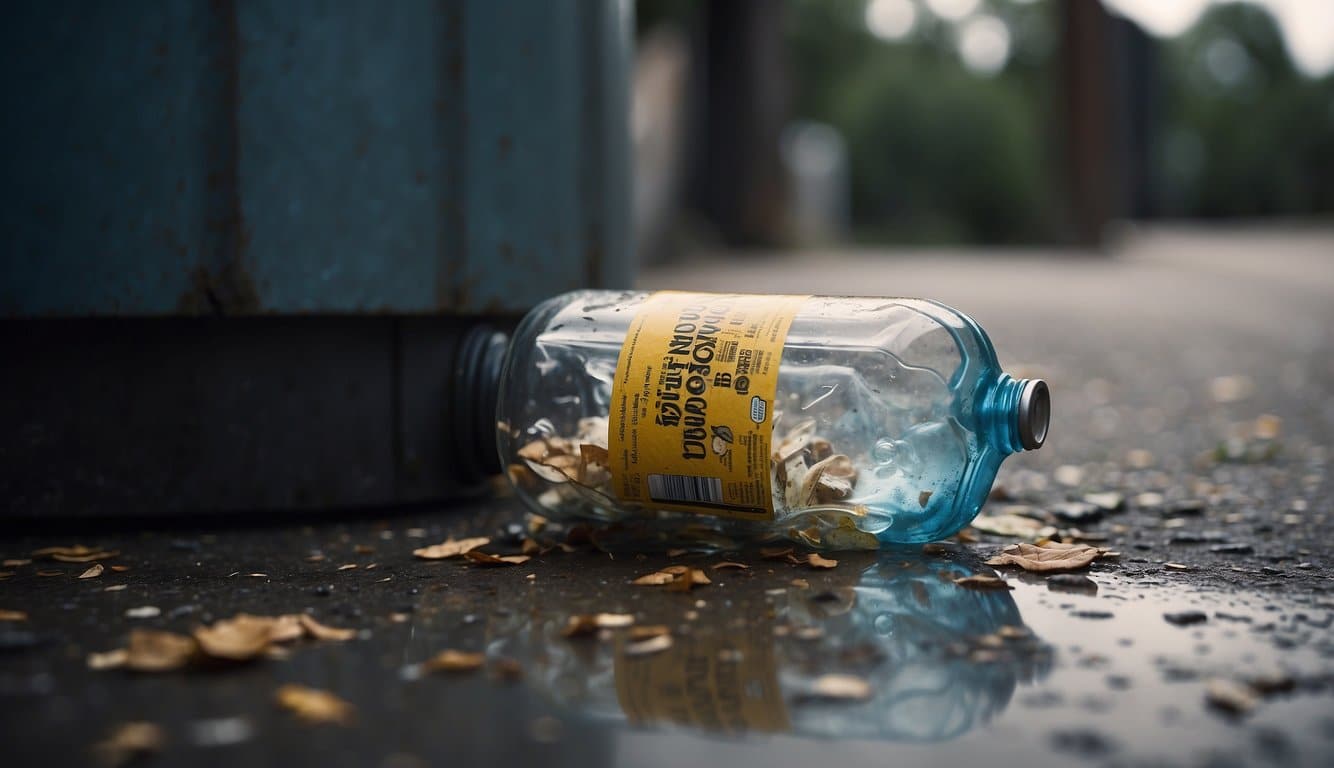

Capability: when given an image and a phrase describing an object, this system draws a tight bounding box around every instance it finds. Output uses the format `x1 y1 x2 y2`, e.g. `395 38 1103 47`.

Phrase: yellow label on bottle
607 291 806 520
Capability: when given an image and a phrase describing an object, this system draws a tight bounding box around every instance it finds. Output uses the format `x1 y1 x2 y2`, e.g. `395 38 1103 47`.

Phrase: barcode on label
648 474 723 505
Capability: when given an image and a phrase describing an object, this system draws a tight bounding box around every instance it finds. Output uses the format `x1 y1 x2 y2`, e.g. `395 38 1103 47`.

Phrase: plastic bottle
465 290 1049 548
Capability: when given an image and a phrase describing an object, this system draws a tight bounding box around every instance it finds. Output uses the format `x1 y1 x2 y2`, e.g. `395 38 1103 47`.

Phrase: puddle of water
403 550 1333 767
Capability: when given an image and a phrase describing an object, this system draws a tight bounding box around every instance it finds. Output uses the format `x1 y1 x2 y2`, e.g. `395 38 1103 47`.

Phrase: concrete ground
1 225 1331 767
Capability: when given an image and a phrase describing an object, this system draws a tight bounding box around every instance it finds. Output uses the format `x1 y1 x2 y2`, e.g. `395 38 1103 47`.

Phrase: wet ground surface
2 227 1333 766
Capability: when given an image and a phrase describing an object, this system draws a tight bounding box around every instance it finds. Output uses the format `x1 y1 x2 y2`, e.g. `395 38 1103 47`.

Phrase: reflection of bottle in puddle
491 553 1051 742
465 291 1050 546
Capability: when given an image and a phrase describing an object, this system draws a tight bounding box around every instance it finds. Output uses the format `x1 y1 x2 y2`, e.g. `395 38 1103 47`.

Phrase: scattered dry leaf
423 649 485 672
595 613 635 628
790 578 810 589
627 625 670 641
80 563 105 579
125 629 198 672
33 545 119 563
337 564 357 571
632 571 676 586
953 574 1013 590
193 614 284 661
88 648 129 670
298 614 356 642
711 561 751 571
1205 678 1258 715
104 584 127 592
110 565 130 573
463 551 530 567
624 634 673 656
971 514 1049 539
305 553 326 562
0 609 27 621
760 546 795 559
985 541 1104 572
37 569 63 577
805 554 838 569
2 559 31 567
521 538 541 556
412 537 490 560
822 518 880 550
92 721 165 767
666 568 711 593
806 674 872 701
276 684 355 725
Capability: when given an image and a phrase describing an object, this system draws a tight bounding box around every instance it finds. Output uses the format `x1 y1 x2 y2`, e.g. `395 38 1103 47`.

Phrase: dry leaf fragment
970 514 1048 538
627 625 670 641
822 518 880 550
790 578 810 589
93 721 165 767
711 561 751 571
953 574 1013 590
88 649 129 670
595 613 635 628
80 563 105 579
666 568 711 592
0 609 27 621
104 584 127 592
985 541 1103 572
1205 678 1258 715
297 614 356 642
125 629 198 672
337 564 357 571
33 545 111 560
305 553 326 562
3 559 31 567
624 633 673 656
805 554 838 569
412 537 490 560
37 569 63 577
521 538 541 556
760 546 795 559
423 649 485 672
276 684 355 725
463 551 530 567
579 443 609 466
632 571 676 586
193 614 283 661
806 674 872 701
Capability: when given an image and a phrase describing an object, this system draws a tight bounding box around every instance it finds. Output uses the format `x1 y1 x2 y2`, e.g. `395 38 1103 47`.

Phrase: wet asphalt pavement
2 227 1332 767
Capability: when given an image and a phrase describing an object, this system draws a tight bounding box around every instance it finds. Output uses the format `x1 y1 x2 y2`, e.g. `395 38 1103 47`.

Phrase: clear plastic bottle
478 290 1049 547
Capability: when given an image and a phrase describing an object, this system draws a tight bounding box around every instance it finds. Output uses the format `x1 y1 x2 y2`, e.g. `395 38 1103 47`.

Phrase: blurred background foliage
636 0 1334 249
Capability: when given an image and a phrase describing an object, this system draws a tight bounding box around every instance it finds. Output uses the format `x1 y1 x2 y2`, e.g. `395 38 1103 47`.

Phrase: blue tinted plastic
496 291 1044 547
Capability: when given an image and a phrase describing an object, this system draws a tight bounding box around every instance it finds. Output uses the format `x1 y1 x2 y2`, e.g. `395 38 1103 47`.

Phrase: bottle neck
981 374 1049 455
